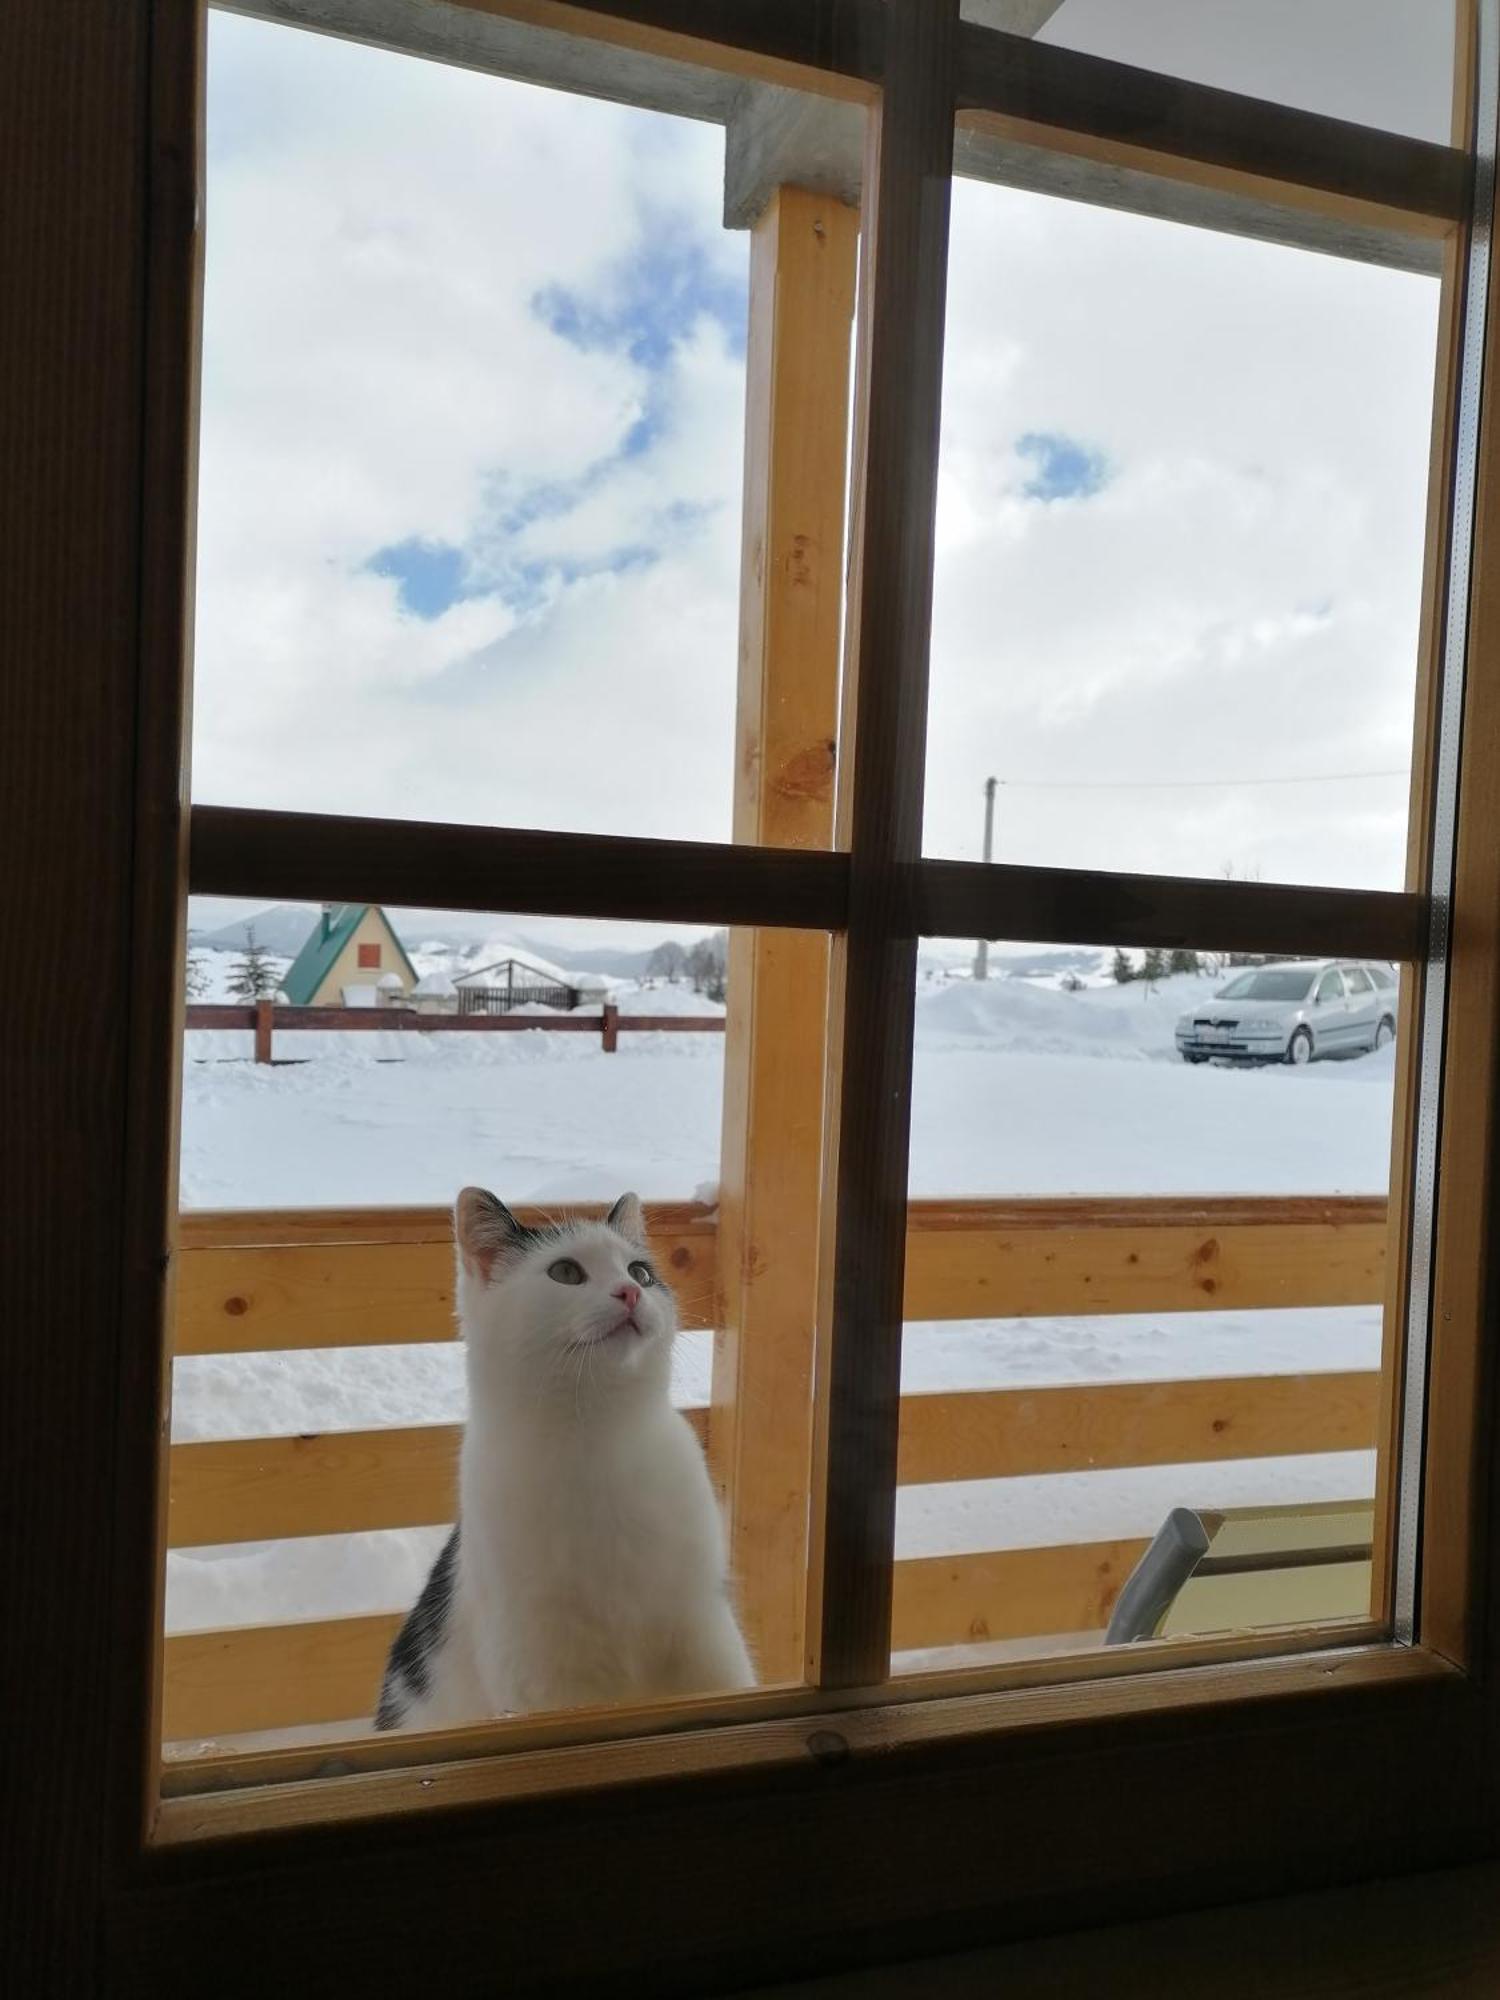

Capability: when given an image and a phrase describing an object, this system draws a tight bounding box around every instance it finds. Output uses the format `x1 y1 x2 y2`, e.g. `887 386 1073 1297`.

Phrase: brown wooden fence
164 1193 1387 1742
185 1001 726 1061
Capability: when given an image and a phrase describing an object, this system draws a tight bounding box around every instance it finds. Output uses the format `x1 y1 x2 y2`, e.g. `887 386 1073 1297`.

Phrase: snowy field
171 964 1395 1688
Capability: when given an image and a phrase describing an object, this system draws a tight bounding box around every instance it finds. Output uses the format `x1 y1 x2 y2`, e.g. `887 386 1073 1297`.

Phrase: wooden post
601 1001 619 1053
254 998 274 1066
710 185 858 1685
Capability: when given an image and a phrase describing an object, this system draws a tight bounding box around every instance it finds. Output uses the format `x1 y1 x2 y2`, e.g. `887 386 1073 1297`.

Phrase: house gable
279 905 418 1005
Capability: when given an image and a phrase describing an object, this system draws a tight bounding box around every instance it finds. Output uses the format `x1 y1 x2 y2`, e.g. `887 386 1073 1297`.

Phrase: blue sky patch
368 539 473 619
1017 431 1109 503
534 231 746 372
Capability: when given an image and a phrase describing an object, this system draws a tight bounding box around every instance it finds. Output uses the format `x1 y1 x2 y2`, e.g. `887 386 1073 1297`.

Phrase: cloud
925 176 1439 891
194 14 744 839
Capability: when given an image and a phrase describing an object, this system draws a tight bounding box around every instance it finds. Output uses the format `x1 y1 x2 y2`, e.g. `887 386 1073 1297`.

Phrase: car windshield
1217 968 1316 1002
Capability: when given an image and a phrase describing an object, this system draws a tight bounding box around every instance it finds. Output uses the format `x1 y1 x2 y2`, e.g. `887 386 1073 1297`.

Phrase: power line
987 767 1406 793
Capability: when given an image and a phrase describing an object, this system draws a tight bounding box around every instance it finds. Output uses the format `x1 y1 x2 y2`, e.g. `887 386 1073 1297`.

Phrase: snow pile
915 967 1225 1058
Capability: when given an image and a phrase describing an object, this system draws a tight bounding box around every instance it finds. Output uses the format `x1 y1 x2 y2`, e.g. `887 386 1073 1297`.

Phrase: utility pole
973 775 998 981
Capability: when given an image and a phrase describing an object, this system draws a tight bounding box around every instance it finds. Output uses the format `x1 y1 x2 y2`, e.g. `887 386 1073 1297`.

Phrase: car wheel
1374 1016 1395 1050
1286 1026 1314 1066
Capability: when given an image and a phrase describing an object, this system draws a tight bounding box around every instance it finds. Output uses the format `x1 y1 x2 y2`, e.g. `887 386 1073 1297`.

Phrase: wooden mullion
807 0 957 1692
190 802 847 930
915 856 1426 963
710 185 857 1687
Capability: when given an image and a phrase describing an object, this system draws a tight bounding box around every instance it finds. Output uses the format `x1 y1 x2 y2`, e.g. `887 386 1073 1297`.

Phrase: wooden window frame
7 0 1500 1990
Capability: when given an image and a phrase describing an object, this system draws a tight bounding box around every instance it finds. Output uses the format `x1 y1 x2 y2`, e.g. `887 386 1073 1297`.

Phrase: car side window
1316 969 1345 1002
1344 966 1373 995
1369 964 1396 989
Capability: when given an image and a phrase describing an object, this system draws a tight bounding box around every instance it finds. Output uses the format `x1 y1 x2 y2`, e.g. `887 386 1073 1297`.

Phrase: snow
170 969 1396 1684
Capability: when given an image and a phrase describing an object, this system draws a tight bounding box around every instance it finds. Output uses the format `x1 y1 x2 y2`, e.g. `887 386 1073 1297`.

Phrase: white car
1175 959 1399 1066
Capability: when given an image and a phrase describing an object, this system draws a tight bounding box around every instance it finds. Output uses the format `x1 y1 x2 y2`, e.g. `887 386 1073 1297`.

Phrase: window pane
892 938 1405 1674
924 178 1442 890
172 900 827 1751
194 17 858 844
1017 0 1458 145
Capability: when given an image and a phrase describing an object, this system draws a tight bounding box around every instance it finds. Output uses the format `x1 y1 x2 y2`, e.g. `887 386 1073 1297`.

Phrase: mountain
519 937 654 978
194 903 322 956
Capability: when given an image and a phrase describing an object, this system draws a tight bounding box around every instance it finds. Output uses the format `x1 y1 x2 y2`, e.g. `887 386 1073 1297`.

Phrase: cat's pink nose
614 1281 641 1312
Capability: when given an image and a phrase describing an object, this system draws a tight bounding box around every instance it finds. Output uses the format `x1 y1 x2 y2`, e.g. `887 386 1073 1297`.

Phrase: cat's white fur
389 1190 754 1727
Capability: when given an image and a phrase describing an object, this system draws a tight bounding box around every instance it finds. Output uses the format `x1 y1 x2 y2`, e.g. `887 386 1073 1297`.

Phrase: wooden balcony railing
164 1194 1386 1742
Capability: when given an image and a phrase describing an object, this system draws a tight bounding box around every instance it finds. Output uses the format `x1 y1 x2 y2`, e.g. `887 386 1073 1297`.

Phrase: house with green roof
280 904 419 1008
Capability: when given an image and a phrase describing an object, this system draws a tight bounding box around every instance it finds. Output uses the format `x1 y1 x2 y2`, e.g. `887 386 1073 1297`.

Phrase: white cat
375 1188 754 1730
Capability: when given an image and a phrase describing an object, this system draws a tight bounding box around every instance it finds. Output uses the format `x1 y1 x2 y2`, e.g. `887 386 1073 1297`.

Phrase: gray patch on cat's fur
375 1525 459 1731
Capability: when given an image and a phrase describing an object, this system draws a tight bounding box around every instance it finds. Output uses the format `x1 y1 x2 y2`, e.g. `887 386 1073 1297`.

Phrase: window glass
893 936 1403 1673
927 177 1441 890
172 899 828 1748
1317 969 1346 1001
193 13 771 845
1344 966 1374 995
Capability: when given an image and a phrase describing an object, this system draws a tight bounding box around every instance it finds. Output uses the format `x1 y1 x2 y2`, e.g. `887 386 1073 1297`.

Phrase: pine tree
1167 947 1200 977
1111 946 1135 985
1141 946 1167 987
227 925 278 1002
185 950 210 1001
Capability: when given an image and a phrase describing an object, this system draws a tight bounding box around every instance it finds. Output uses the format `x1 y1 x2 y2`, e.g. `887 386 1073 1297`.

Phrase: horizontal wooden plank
170 1406 709 1546
896 1373 1379 1486
160 1536 1150 1738
174 1197 1386 1353
163 1611 405 1741
174 1202 718 1350
901 1205 1387 1319
168 1374 1375 1548
890 1539 1151 1654
239 0 885 104
189 804 848 931
955 25 1468 230
174 1241 461 1354
914 857 1426 964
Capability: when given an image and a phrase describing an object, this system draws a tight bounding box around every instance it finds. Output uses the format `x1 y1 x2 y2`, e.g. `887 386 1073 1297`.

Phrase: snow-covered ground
171 966 1395 1685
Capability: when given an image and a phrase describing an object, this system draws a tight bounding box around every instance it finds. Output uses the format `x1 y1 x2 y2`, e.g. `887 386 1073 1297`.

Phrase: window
1316 968 1346 1002
357 942 381 968
1345 966 1375 996
13 1 1500 1991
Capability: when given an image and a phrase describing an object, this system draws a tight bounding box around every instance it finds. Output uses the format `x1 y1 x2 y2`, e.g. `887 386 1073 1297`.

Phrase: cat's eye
547 1257 586 1286
627 1260 656 1288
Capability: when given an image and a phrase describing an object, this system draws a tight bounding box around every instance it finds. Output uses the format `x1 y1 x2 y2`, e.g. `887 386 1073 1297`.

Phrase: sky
190 3 1455 932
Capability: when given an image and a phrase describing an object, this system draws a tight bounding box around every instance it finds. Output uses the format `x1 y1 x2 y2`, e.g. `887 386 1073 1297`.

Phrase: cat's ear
455 1187 525 1281
607 1192 646 1247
